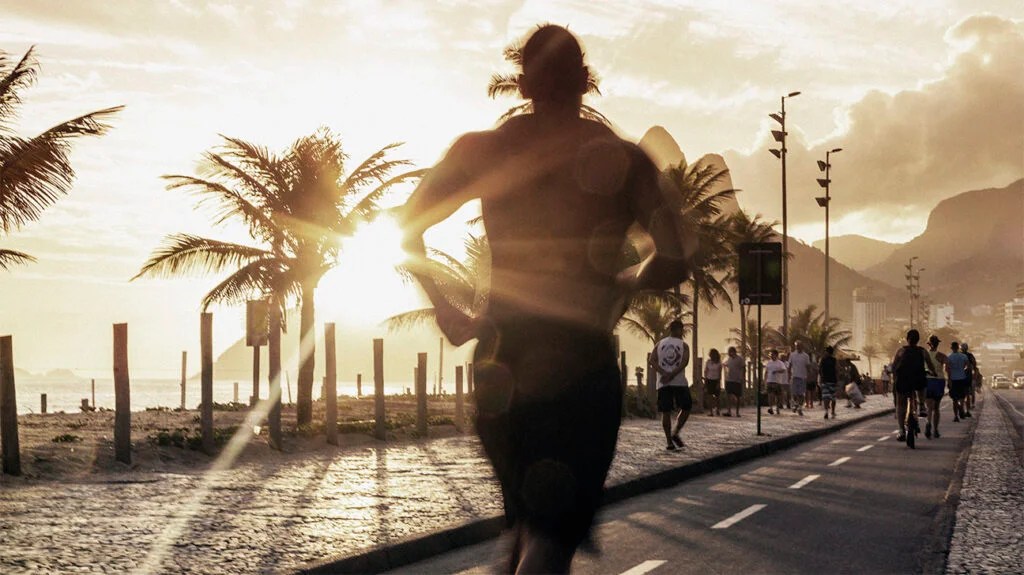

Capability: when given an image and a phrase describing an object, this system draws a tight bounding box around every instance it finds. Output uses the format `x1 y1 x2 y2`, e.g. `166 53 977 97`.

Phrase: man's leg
662 410 674 448
896 392 908 438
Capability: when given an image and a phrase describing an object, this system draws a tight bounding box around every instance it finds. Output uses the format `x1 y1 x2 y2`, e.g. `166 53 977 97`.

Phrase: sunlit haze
1 0 1021 373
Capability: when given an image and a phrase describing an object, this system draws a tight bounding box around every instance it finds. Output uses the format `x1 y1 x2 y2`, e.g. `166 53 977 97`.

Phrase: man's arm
618 147 695 293
399 135 481 345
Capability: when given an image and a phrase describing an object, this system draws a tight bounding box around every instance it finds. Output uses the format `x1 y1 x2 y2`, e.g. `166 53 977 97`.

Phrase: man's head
928 334 941 349
770 349 779 359
668 319 684 337
519 25 589 105
961 343 969 352
794 340 803 352
951 341 960 352
906 329 920 345
727 346 737 357
825 345 835 356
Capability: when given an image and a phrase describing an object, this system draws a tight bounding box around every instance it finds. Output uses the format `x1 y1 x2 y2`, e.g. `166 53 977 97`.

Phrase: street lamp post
770 91 801 340
913 269 925 328
815 147 842 325
904 256 919 327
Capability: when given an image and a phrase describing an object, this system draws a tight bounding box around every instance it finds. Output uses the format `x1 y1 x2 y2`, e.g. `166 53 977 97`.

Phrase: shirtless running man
400 25 694 573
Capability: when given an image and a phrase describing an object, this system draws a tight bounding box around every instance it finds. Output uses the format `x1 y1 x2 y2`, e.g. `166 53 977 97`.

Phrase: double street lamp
904 256 919 326
769 91 801 338
815 147 842 326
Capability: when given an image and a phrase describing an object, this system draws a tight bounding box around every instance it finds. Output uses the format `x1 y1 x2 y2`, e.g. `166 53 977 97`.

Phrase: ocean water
13 377 418 415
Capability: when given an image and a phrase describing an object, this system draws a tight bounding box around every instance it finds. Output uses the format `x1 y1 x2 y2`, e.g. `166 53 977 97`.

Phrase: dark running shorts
949 378 970 400
472 317 621 549
704 378 721 397
725 380 744 397
767 382 782 395
925 377 946 399
658 385 693 412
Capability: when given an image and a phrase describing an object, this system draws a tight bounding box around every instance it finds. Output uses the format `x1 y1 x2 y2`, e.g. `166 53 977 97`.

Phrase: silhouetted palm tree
135 129 423 427
0 46 121 268
487 37 609 124
662 159 737 387
386 234 490 332
766 304 851 359
618 292 692 346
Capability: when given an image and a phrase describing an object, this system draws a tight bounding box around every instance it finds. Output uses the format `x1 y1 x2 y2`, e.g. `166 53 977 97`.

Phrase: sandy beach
3 395 468 481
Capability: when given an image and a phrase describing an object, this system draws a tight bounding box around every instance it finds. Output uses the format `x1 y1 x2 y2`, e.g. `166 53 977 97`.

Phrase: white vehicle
991 374 1011 389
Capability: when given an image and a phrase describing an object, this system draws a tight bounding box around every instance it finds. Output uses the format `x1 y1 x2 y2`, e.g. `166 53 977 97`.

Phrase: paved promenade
1 399 894 574
945 394 1024 574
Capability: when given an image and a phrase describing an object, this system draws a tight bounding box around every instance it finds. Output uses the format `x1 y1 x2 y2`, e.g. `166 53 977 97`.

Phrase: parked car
1013 377 1024 390
991 374 1011 389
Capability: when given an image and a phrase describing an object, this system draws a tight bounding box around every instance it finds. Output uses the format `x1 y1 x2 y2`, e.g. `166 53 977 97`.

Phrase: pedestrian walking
819 346 839 419
653 320 692 450
764 349 787 415
962 343 977 418
399 24 695 573
723 346 745 417
703 348 723 416
880 364 892 397
924 334 948 439
946 342 970 422
789 341 810 416
805 354 819 409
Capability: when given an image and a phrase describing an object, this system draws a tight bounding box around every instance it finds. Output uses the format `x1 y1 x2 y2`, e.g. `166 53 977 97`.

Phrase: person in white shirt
652 320 691 450
788 341 811 416
723 347 746 417
703 348 723 416
764 349 788 415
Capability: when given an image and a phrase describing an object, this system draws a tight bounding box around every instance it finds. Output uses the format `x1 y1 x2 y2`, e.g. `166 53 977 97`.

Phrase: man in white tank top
652 319 691 450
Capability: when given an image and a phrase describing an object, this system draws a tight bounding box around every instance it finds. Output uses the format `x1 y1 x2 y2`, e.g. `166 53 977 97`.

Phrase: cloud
724 14 1024 241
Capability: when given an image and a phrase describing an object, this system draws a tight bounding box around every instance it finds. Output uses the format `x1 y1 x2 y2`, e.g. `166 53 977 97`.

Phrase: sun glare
316 216 422 326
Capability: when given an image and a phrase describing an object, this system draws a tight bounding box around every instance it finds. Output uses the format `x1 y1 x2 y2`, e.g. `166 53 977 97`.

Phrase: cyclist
891 329 936 447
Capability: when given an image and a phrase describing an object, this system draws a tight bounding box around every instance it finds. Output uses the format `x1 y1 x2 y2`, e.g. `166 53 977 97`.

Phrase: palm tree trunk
268 299 283 449
296 281 316 426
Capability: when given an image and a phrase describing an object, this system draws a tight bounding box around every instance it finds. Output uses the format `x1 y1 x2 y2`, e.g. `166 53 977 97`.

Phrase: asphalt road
391 402 972 575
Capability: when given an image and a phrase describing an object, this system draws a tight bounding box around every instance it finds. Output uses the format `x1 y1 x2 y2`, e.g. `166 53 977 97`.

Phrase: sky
1 0 1022 374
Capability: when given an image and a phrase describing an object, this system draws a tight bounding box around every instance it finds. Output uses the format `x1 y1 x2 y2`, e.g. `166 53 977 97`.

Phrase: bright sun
316 215 423 327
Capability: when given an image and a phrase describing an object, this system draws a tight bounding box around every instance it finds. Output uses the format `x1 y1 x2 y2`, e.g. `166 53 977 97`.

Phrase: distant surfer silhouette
401 24 694 573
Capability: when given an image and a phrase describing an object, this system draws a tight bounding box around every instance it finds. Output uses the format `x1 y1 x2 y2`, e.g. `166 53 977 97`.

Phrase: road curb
992 392 1024 461
300 406 895 574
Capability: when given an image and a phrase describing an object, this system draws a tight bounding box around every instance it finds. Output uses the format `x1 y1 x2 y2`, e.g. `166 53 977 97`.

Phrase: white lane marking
620 560 667 575
878 435 890 442
829 456 851 467
857 444 874 452
788 474 821 489
711 504 767 529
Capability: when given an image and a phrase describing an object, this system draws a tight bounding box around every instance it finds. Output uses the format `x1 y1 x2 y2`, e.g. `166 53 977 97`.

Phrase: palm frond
199 258 282 311
0 47 37 128
133 234 273 280
343 167 427 224
0 247 35 270
217 135 290 202
0 106 123 232
161 174 285 249
383 308 437 332
487 73 521 99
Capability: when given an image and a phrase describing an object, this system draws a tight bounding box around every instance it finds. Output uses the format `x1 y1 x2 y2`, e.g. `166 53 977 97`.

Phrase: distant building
1005 297 1024 343
970 304 993 317
930 303 955 329
852 287 886 351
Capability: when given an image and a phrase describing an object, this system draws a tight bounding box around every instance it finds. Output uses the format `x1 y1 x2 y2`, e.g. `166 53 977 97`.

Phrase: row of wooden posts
0 318 667 477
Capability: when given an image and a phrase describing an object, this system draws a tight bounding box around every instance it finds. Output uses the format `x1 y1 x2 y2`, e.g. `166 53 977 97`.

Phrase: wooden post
180 351 187 410
233 382 239 404
467 362 474 395
373 339 385 440
40 393 47 414
646 352 656 419
251 344 260 407
356 373 362 397
1 335 21 475
620 350 628 417
113 323 131 465
200 313 214 454
285 371 293 405
438 337 444 394
324 323 338 446
91 378 96 408
635 366 644 412
455 365 465 433
268 306 283 449
416 353 428 436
